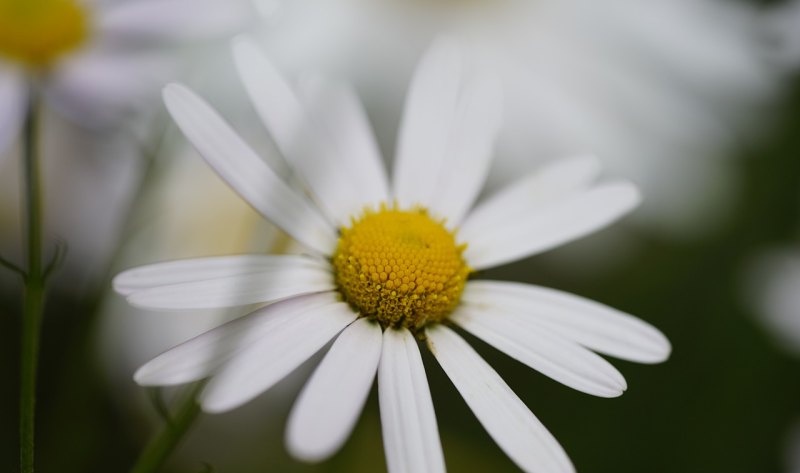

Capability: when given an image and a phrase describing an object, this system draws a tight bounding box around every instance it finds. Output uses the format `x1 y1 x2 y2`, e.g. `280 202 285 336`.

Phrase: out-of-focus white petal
392 36 463 211
286 318 382 462
0 68 25 155
379 328 445 473
46 52 171 128
134 292 339 386
426 67 503 227
113 255 328 296
462 155 601 232
463 280 671 364
426 325 575 473
232 38 387 225
451 304 627 398
461 181 640 270
162 83 337 254
200 301 358 413
96 0 251 44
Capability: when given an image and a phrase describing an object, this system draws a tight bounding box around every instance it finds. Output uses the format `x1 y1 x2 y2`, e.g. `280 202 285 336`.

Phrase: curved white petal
232 38 387 225
201 301 358 413
125 266 334 310
134 292 339 386
97 0 250 44
162 83 337 254
426 67 503 227
0 69 25 155
451 305 627 398
463 280 671 364
379 328 445 473
113 254 328 296
462 181 640 270
460 155 602 233
426 325 574 473
286 318 382 462
392 36 463 210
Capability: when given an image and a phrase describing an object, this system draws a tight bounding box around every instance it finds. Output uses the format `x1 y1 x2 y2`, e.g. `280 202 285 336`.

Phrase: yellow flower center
0 0 89 68
333 206 471 330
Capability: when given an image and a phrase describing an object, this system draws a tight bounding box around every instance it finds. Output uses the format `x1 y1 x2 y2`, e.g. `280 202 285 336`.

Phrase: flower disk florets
333 206 470 330
0 0 88 67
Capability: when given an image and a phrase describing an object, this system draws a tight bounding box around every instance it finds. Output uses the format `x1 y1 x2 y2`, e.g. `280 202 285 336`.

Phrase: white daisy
114 38 671 472
0 0 250 154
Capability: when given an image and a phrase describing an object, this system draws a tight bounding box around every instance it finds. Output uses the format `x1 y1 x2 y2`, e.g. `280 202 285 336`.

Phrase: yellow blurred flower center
0 0 89 67
333 206 471 330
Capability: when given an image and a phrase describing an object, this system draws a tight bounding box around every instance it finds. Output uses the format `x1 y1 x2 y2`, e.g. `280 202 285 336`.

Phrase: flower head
0 0 251 154
114 37 671 472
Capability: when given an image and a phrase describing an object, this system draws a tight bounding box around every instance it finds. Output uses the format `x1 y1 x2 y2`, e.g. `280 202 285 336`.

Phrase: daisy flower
0 0 250 154
114 38 671 472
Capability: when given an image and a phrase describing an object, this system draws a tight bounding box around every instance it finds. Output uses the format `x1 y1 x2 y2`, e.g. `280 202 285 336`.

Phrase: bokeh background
2 0 800 472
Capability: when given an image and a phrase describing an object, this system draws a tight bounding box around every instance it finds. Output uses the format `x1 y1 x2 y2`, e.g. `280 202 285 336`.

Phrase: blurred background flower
2 0 800 472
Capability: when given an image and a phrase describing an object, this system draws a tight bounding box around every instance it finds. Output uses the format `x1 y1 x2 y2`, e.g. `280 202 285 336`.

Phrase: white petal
45 52 171 128
392 36 463 210
451 305 627 398
134 292 339 386
0 68 25 155
232 38 387 225
463 280 671 364
113 254 328 296
162 83 337 254
295 76 390 208
286 318 382 462
200 301 358 412
426 325 574 473
461 155 602 233
462 181 640 270
378 328 445 473
125 266 334 310
96 0 250 43
426 67 503 227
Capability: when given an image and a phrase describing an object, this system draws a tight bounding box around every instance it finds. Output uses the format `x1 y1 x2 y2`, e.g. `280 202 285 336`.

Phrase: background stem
19 86 44 473
129 383 205 473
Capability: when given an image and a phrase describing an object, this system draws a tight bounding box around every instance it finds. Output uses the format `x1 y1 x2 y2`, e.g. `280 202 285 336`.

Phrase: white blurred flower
114 39 670 472
255 0 793 238
747 248 800 356
0 0 252 154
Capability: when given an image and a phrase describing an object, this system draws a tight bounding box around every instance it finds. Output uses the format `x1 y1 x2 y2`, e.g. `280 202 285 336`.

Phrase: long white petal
286 318 382 462
295 76 390 208
392 36 463 210
451 305 627 397
463 281 671 363
426 67 503 227
125 266 334 310
162 83 337 254
426 325 574 473
379 328 445 473
113 255 328 296
201 301 358 412
134 292 339 386
462 181 640 270
232 38 387 225
0 69 25 155
96 0 250 43
460 155 601 233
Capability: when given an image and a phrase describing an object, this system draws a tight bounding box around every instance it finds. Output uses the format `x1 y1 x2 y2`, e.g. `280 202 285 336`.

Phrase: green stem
20 86 44 473
130 383 205 473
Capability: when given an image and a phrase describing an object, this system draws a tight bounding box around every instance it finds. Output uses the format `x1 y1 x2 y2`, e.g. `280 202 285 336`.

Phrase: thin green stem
130 382 206 473
20 86 44 473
